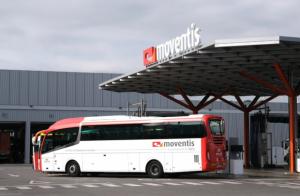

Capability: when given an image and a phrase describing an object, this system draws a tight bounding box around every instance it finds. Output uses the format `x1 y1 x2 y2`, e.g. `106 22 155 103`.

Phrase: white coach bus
32 114 226 178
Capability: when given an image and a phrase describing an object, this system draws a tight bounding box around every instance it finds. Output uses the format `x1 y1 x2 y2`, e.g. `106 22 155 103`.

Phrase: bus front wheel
146 160 164 178
66 161 81 177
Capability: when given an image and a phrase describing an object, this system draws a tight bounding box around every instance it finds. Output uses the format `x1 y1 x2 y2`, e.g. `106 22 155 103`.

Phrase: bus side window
122 124 141 140
180 122 206 138
81 126 102 141
142 124 152 139
142 124 165 139
100 128 109 140
166 123 181 138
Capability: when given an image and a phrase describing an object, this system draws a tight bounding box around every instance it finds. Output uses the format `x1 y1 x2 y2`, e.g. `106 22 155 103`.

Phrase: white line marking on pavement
137 178 171 181
99 183 120 187
248 178 284 181
60 185 77 188
142 183 162 187
278 185 300 189
163 182 183 186
123 183 142 187
219 181 242 185
38 185 54 189
16 187 31 190
8 174 19 178
181 182 203 186
254 182 275 186
29 180 51 185
285 182 300 186
154 179 172 181
82 184 99 188
199 181 222 185
0 187 8 191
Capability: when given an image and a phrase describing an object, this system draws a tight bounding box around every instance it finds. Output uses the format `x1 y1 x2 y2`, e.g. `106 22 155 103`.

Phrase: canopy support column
275 63 298 174
289 95 296 173
243 110 250 168
160 87 224 114
240 63 297 174
218 95 277 168
160 92 193 111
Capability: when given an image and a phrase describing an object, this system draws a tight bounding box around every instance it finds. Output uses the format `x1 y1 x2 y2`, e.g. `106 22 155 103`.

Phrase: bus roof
47 117 84 131
43 114 222 133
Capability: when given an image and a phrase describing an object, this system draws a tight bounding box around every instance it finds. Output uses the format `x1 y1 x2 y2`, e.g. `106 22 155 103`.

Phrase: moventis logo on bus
152 140 195 148
143 24 201 67
152 141 163 147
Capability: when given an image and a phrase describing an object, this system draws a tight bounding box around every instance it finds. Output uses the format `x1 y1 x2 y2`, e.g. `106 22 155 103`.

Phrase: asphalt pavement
0 165 300 196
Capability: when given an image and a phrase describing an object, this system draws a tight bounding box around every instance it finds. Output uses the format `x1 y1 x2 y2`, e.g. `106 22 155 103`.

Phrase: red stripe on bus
201 138 208 171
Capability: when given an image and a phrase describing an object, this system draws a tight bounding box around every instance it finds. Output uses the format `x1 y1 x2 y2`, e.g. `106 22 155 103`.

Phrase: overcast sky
0 0 300 75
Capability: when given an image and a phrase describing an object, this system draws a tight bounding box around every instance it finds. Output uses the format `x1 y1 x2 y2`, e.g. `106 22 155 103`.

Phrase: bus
32 114 227 177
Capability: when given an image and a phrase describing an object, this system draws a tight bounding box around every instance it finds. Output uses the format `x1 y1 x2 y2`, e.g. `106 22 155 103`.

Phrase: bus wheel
66 161 80 177
146 160 164 178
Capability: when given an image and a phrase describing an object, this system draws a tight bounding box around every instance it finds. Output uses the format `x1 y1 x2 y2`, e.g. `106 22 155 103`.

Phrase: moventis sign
143 24 201 67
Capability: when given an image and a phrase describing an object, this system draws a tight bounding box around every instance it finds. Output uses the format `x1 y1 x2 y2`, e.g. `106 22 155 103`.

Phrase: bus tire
66 161 80 177
146 160 164 178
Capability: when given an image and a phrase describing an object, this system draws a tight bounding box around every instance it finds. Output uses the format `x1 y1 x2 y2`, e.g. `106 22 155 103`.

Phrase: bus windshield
42 127 79 154
33 134 44 153
209 119 225 135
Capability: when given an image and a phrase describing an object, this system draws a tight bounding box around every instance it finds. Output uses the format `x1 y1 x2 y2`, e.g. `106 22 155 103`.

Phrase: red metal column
235 95 250 168
289 95 296 173
244 111 250 168
240 63 297 174
219 95 277 168
274 63 296 174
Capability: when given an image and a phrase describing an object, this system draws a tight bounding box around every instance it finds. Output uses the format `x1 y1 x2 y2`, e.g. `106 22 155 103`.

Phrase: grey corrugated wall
0 70 182 109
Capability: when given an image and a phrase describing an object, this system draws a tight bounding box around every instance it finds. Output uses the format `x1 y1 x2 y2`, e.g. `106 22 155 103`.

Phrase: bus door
40 133 56 171
32 133 44 171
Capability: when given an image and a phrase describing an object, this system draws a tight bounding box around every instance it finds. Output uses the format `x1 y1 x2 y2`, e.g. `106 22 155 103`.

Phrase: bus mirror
32 136 37 145
32 135 42 146
37 136 42 145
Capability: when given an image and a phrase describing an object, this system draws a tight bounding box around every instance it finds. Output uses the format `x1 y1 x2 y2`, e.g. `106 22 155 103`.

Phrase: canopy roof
99 36 300 96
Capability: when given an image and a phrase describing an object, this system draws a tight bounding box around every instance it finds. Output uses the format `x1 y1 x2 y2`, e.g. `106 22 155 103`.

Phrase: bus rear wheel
66 161 80 177
146 160 164 178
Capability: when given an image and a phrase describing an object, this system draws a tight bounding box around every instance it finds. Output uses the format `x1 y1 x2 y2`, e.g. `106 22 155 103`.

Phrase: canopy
99 36 300 96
